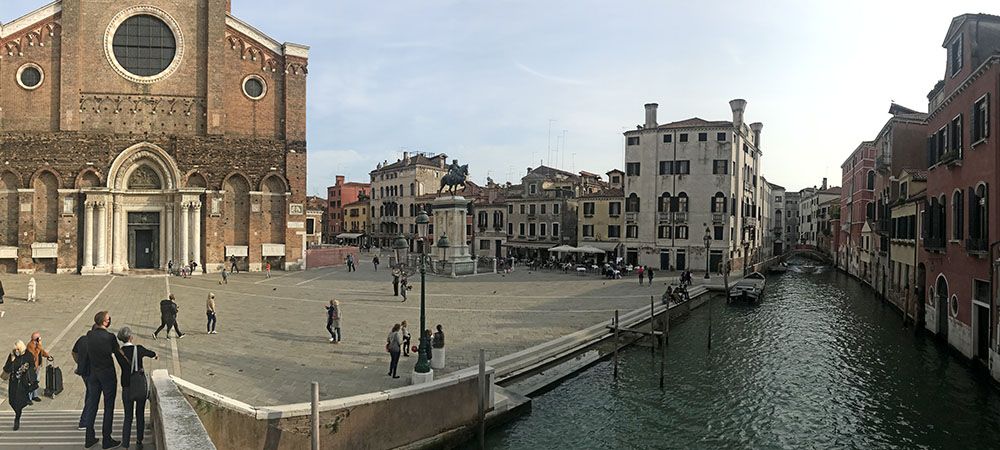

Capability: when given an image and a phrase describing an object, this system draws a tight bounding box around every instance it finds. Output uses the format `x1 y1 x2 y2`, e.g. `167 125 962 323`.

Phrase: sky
4 0 999 195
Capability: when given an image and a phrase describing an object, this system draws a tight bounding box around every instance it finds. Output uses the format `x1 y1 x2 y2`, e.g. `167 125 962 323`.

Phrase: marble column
180 202 189 266
96 202 107 268
83 202 94 269
165 203 174 266
192 203 202 270
110 201 122 271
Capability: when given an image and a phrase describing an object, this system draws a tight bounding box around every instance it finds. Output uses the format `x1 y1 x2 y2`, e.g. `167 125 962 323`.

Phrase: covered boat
728 272 766 304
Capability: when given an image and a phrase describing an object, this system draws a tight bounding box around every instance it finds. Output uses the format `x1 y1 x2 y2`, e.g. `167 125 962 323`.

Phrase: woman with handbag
4 340 35 430
115 327 157 449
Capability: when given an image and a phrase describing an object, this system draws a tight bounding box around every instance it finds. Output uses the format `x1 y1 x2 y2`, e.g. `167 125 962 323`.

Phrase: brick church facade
0 0 308 274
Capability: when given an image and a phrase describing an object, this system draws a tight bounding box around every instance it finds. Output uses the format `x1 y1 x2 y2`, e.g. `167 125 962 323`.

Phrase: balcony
744 217 757 228
875 153 891 172
625 212 638 223
925 236 945 251
712 212 725 224
657 212 671 222
966 238 988 254
673 212 688 223
937 150 961 167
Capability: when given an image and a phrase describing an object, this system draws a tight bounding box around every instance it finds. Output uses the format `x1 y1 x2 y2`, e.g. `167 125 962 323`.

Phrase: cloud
513 61 588 86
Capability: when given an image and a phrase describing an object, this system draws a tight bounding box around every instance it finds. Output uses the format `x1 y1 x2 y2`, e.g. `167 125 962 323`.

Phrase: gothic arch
32 170 59 242
260 174 286 244
0 171 20 246
184 170 208 189
222 173 251 247
29 167 62 190
259 173 288 193
74 168 103 189
107 142 181 191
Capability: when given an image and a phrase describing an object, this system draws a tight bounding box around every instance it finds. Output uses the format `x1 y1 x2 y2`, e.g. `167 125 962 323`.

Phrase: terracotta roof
819 187 842 195
527 165 579 179
579 187 623 199
371 153 447 173
651 117 732 130
343 199 368 209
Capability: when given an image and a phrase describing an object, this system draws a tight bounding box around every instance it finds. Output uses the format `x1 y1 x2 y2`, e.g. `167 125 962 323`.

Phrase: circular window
112 15 176 77
950 295 959 317
16 64 43 90
243 75 267 100
104 7 184 84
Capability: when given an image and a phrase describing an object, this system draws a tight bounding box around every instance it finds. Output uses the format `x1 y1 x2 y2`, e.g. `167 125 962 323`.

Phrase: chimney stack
644 103 658 129
336 175 344 186
729 99 747 130
822 177 828 190
226 0 232 13
750 122 763 148
403 151 410 164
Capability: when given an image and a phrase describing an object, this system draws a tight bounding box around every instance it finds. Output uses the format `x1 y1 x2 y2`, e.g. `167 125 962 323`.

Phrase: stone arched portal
81 142 204 274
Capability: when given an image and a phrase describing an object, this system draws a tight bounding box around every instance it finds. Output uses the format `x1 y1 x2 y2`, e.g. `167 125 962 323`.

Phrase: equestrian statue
439 160 469 195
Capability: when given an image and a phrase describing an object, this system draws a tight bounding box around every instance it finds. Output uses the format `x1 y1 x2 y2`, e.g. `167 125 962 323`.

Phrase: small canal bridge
779 247 833 264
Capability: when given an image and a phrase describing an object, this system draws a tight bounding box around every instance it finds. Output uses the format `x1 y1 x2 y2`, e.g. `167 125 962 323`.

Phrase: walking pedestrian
25 331 53 402
265 261 271 278
400 274 409 302
230 256 239 274
167 260 174 276
189 260 198 276
401 321 411 357
392 267 401 296
346 254 356 272
82 311 122 449
115 327 156 450
206 293 217 334
153 295 183 340
0 279 5 304
72 325 98 430
4 340 34 431
637 265 645 285
220 268 228 284
647 266 654 286
386 324 402 378
373 256 380 271
326 300 341 343
26 277 36 302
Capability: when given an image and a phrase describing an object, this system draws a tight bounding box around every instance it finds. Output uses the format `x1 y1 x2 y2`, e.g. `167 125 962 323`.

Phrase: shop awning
574 246 606 254
580 241 621 251
336 233 364 239
549 245 577 252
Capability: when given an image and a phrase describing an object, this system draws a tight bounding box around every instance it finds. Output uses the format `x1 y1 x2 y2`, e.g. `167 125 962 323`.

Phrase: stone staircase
0 410 153 449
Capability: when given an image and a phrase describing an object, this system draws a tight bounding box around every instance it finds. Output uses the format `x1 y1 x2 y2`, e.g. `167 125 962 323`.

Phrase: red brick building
0 0 308 273
839 141 876 279
326 175 369 242
920 14 999 370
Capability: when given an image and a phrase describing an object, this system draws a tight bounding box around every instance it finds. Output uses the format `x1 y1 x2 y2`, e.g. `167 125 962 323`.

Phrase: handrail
150 369 217 450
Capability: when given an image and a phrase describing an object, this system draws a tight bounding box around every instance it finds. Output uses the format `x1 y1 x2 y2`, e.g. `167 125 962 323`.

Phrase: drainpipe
991 240 1000 370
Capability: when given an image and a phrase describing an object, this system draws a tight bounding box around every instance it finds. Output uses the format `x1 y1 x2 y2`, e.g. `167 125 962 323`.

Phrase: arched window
970 183 989 246
410 183 415 196
675 192 689 212
711 192 726 213
952 190 963 240
658 192 671 213
626 193 640 213
867 171 875 190
478 211 488 228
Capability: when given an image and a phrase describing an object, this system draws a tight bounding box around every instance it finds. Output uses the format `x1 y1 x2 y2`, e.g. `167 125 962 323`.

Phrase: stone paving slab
1 258 719 409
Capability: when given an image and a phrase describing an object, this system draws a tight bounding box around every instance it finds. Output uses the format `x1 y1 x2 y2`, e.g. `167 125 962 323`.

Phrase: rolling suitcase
44 364 63 398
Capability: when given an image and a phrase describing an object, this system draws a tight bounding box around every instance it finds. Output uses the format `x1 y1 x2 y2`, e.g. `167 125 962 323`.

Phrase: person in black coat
115 327 157 449
5 340 36 431
153 295 183 339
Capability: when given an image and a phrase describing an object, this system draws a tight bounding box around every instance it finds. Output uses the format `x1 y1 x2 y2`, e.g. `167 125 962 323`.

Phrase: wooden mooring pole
311 382 320 450
478 348 486 450
659 316 666 389
650 296 655 355
613 310 619 381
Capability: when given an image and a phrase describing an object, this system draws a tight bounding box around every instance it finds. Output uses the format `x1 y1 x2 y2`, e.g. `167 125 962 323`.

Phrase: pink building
839 142 876 279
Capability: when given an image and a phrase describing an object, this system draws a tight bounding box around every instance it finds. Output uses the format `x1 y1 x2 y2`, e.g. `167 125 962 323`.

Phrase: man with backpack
153 294 184 340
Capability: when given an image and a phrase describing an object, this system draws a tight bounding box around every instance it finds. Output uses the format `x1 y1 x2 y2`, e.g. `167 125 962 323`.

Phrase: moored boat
728 272 766 304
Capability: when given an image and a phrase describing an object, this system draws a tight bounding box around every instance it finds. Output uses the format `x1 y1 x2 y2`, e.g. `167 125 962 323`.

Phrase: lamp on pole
703 224 711 279
412 209 436 375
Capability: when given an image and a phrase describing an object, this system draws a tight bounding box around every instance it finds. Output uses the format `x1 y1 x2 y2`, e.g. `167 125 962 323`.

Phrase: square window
698 133 708 142
627 136 640 146
663 134 672 143
679 133 688 142
717 132 727 141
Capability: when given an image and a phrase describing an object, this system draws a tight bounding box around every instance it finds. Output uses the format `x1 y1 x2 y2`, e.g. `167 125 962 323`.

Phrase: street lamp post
394 208 447 379
703 224 711 279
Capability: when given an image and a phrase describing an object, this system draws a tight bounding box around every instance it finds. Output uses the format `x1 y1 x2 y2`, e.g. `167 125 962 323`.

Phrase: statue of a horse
439 164 468 195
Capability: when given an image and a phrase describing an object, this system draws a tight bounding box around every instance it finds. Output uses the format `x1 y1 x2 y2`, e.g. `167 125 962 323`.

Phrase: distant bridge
780 247 833 264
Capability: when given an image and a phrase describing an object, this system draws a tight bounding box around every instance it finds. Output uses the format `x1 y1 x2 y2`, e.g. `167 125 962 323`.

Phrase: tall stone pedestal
432 195 475 276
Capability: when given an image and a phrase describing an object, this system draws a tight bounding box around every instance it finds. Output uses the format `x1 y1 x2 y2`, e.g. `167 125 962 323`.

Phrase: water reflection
486 259 1000 449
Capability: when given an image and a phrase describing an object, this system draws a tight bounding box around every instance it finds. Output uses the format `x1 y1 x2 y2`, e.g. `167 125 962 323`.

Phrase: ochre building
0 0 308 274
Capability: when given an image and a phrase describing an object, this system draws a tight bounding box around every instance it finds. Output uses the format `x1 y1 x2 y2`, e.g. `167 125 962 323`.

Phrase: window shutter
927 137 935 166
920 204 929 240
987 94 992 138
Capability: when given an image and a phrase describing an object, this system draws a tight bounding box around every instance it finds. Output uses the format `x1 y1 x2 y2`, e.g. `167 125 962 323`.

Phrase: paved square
1 256 675 408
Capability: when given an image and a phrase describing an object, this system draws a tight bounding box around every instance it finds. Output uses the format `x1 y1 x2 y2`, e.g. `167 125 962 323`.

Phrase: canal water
485 259 1000 449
